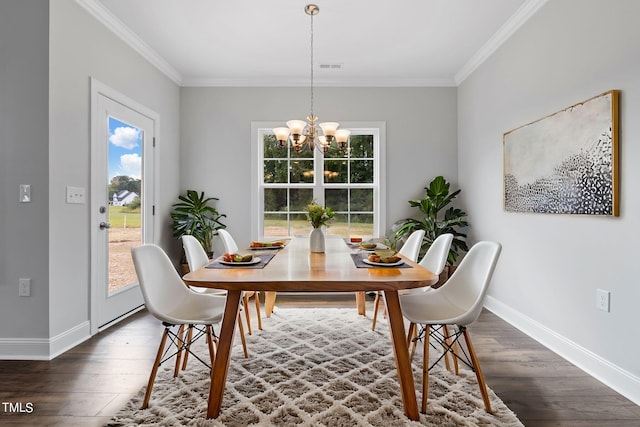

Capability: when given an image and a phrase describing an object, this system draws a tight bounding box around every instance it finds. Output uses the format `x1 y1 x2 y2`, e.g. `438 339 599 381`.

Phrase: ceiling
80 0 545 87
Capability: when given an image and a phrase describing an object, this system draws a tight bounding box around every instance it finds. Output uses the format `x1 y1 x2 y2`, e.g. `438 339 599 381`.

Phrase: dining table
183 236 438 420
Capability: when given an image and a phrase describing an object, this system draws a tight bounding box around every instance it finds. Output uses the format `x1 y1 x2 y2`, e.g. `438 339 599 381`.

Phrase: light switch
66 186 86 204
20 184 31 203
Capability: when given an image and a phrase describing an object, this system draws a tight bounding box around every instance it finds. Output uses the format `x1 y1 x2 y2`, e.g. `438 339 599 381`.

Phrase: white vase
309 227 325 253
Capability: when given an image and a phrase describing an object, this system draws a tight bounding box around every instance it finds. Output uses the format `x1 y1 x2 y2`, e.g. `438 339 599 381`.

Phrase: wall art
503 90 619 216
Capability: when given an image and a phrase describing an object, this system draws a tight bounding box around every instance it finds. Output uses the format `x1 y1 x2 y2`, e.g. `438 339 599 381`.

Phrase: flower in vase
306 201 335 229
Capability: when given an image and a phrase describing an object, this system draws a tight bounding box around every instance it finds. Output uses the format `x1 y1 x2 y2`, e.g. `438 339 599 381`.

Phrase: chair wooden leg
174 325 186 377
141 328 169 409
205 325 216 368
254 291 263 330
406 322 415 348
181 326 194 370
442 326 452 373
445 325 460 375
410 324 418 360
237 312 249 358
371 291 381 330
421 325 431 413
462 328 492 414
243 294 252 335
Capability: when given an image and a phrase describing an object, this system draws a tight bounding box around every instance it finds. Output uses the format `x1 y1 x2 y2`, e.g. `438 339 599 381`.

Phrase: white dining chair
131 243 225 409
218 229 263 334
181 235 248 358
398 241 502 413
404 233 454 362
371 229 425 330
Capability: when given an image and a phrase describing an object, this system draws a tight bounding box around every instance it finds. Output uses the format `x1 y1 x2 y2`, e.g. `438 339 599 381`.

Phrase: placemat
205 253 276 269
350 253 412 269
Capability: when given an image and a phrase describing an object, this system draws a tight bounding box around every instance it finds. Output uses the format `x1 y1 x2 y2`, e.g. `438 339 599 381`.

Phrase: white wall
180 86 458 253
458 0 640 403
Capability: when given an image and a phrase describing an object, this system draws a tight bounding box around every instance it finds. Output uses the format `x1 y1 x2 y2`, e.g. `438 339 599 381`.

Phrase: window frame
251 121 386 240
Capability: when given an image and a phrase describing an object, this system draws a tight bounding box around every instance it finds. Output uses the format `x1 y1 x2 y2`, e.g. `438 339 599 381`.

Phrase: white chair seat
400 289 469 325
160 293 225 325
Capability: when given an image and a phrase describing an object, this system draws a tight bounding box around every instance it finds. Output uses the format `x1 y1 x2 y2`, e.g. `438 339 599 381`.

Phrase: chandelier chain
309 10 314 118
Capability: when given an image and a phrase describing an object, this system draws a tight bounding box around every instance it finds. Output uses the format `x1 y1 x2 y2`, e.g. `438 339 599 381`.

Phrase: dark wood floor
0 294 638 426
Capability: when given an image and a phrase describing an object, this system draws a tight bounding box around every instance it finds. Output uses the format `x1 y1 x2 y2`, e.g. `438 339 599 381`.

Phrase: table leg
355 291 366 316
264 291 277 317
206 290 241 419
384 290 419 421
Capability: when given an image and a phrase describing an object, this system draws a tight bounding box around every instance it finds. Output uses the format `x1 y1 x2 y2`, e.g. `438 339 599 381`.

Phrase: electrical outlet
596 288 610 312
20 184 31 203
19 278 31 297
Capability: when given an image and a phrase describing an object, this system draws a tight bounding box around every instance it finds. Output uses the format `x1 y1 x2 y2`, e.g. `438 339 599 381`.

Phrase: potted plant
171 190 226 272
392 176 469 278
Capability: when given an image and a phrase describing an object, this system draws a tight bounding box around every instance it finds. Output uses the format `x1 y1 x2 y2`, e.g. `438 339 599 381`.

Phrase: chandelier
273 4 350 154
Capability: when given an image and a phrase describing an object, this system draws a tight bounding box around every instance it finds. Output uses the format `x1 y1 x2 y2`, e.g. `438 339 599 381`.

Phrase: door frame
89 78 159 335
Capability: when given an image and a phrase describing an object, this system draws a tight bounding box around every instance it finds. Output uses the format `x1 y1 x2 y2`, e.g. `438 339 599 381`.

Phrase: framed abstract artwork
503 90 619 216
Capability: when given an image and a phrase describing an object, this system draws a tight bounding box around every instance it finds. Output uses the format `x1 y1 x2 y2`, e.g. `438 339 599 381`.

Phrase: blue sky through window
108 117 142 180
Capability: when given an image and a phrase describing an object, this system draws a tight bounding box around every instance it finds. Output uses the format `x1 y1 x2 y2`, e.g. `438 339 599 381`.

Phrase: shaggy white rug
108 308 523 426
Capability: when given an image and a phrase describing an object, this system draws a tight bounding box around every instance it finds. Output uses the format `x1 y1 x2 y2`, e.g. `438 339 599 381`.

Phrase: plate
362 258 404 267
219 257 261 266
360 243 387 251
248 245 284 250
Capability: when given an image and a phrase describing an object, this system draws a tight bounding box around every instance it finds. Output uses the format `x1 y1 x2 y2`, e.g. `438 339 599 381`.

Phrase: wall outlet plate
596 288 610 312
19 278 31 297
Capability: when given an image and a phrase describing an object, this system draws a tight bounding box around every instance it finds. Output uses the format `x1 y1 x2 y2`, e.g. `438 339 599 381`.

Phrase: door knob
99 222 111 230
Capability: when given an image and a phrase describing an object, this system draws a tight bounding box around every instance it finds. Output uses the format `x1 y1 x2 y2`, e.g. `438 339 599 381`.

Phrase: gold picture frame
503 90 619 216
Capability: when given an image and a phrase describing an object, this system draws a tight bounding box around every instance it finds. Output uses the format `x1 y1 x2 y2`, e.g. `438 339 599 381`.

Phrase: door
90 79 157 333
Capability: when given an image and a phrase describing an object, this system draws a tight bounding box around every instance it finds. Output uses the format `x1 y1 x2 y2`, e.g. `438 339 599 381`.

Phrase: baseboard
0 321 91 360
0 337 50 360
49 321 91 359
485 295 640 406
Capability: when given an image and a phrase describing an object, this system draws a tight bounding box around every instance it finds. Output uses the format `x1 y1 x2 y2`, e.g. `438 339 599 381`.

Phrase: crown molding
454 0 549 85
75 0 183 85
181 77 456 88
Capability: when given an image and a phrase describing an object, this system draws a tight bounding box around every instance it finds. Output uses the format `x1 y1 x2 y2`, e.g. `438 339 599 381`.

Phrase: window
251 122 386 240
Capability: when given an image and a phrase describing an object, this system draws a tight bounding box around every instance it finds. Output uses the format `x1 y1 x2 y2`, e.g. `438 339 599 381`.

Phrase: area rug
108 308 523 426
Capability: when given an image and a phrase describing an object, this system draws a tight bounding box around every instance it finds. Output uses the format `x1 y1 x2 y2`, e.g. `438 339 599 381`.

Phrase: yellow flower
306 201 335 228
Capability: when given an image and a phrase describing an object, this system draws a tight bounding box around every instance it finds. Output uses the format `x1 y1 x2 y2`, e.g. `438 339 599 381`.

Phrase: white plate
219 257 261 266
362 258 404 267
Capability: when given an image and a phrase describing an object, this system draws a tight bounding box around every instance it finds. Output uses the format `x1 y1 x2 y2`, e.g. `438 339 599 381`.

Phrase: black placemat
349 253 412 269
206 253 276 269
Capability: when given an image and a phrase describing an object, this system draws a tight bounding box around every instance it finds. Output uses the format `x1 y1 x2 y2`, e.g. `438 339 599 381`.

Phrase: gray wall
0 0 181 357
48 0 181 339
0 0 50 341
458 0 640 402
180 86 458 251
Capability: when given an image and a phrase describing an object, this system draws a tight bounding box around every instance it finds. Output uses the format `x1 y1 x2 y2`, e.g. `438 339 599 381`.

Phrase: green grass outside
109 206 141 228
264 218 373 237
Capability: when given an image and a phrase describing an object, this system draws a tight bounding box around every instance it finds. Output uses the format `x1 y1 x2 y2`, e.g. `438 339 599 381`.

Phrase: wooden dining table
183 236 438 420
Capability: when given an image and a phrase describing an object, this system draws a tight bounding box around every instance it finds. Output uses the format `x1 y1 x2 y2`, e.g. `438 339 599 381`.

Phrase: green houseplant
171 190 226 257
393 176 469 266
